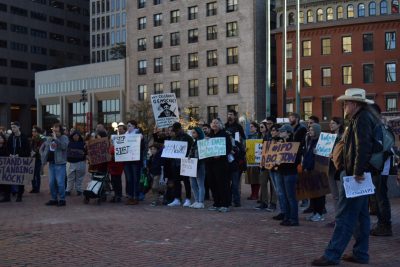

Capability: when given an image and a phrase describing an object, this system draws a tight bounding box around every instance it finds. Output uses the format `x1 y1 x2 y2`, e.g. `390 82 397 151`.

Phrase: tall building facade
273 0 400 123
90 0 127 63
0 0 90 132
127 0 267 122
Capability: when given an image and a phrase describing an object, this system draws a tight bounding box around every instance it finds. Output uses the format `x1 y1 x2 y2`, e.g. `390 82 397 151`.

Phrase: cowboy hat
336 88 374 104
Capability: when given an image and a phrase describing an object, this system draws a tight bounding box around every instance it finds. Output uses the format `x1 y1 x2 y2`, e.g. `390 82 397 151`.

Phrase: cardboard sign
315 133 337 157
197 138 226 159
388 118 400 136
245 139 264 166
296 155 331 200
343 172 375 198
87 137 110 165
161 140 188 159
113 134 141 162
180 158 198 177
0 157 35 186
262 141 300 168
151 93 179 128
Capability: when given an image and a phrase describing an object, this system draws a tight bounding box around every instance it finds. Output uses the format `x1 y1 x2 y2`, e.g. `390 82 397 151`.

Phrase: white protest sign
151 93 179 129
255 143 263 163
161 140 188 159
343 172 375 198
180 158 198 177
197 138 226 159
114 134 141 162
315 133 337 157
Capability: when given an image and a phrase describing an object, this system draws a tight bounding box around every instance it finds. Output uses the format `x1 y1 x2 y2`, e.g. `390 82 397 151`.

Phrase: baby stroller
83 172 112 204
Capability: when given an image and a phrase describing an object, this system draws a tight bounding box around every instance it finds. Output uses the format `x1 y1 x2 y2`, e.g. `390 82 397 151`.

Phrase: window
317 9 324 22
286 101 294 115
227 75 239 93
386 63 396 82
153 13 162 26
207 2 217 16
321 38 331 55
321 68 332 86
50 33 64 42
154 35 163 49
0 77 7 85
154 0 161 5
369 2 377 15
363 64 374 83
138 0 146 9
0 40 7 48
227 105 239 113
303 101 313 120
361 33 374 51
307 10 314 23
154 83 163 94
287 42 293 58
170 55 180 71
0 21 6 30
326 7 334 20
11 78 28 87
381 0 388 14
10 6 28 16
187 107 199 120
170 32 180 46
286 71 293 88
138 38 146 51
208 106 218 122
302 69 312 87
207 50 218 67
189 53 199 69
227 22 238 37
342 36 352 53
138 17 146 30
171 81 180 97
49 16 64 25
385 32 396 50
189 79 199 97
31 63 46 71
358 3 366 17
11 60 28 69
0 3 6 12
337 6 344 19
226 0 238 12
392 0 399 13
288 13 295 25
302 40 311 56
31 11 47 21
31 45 47 55
347 4 354 18
386 96 398 112
154 58 163 73
0 58 6 66
207 77 218 95
227 47 238 64
342 66 352 84
207 25 218 40
10 24 28 34
188 6 198 20
188 29 198 43
10 42 28 52
138 85 147 101
170 10 180 23
321 98 332 121
299 11 304 23
138 60 147 75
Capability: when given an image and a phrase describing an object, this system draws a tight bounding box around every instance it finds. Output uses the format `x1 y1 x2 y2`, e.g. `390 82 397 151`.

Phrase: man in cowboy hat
312 88 377 266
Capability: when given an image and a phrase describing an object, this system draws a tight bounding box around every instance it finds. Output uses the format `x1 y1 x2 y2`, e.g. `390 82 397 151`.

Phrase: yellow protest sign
245 139 263 166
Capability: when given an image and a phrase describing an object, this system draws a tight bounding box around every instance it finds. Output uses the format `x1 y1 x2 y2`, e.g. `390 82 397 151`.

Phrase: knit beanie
192 127 205 140
310 123 321 138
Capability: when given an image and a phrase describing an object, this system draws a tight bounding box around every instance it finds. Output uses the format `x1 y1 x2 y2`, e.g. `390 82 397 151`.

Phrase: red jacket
108 145 124 175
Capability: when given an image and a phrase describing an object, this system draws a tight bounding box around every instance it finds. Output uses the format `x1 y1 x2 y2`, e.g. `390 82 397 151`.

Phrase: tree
130 100 155 140
109 43 126 60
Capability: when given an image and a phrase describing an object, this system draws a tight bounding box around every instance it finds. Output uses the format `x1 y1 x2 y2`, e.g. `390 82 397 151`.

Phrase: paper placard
262 141 300 168
180 158 198 177
197 137 226 159
0 157 35 186
234 132 240 142
343 172 375 198
113 134 141 162
151 93 179 129
315 133 337 157
161 140 188 159
87 137 110 165
388 118 400 136
245 139 263 166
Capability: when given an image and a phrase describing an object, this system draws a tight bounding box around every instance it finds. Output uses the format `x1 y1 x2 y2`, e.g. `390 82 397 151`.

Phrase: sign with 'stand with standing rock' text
0 157 35 186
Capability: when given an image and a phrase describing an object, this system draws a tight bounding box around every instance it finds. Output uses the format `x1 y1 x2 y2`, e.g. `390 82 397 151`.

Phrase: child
148 143 165 206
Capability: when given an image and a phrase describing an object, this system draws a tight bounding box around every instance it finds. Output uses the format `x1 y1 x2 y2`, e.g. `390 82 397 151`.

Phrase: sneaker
45 200 58 206
194 203 205 209
306 213 317 221
266 203 276 212
310 213 325 222
167 199 181 207
208 206 218 211
370 225 393 236
303 207 314 214
218 207 230 213
189 202 199 208
150 201 158 207
254 202 268 210
272 213 285 220
58 200 66 207
183 199 191 207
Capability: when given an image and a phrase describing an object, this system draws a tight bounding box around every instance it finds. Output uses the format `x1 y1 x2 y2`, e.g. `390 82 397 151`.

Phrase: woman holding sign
245 122 262 201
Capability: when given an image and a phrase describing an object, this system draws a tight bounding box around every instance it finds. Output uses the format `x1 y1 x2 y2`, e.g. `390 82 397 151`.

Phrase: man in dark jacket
312 88 377 266
225 109 246 141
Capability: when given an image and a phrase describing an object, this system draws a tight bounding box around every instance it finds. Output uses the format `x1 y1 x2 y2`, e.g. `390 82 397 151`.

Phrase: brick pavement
0 173 399 267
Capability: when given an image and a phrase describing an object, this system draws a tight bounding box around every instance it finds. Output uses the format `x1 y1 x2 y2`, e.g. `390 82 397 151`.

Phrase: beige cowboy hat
336 88 374 104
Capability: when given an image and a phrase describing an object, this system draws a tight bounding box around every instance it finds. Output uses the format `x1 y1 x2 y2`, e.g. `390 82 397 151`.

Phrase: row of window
91 30 126 48
91 13 126 32
91 0 126 15
137 0 238 14
138 76 239 101
31 0 84 15
0 58 47 71
0 77 34 88
286 62 397 89
1 4 88 20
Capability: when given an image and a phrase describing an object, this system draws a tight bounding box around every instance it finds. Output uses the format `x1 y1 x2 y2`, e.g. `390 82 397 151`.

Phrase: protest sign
151 93 179 128
262 141 300 168
315 133 337 157
296 155 331 200
87 137 110 165
180 158 198 177
245 139 263 166
113 134 141 162
161 140 188 159
197 138 226 159
388 118 400 136
0 157 35 186
343 172 375 198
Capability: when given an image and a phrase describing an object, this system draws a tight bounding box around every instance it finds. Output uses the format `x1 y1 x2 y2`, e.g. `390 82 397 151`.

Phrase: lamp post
80 89 87 133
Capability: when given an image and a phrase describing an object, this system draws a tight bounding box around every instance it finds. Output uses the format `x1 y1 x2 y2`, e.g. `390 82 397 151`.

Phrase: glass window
170 10 180 23
227 22 238 37
347 4 354 18
138 17 146 30
227 75 239 93
337 6 344 19
154 58 163 73
342 66 352 84
317 9 324 21
171 81 180 97
386 96 398 111
226 0 238 13
321 98 332 121
188 107 199 120
188 6 198 20
302 69 312 87
369 2 377 15
189 79 199 97
286 71 293 88
207 50 218 67
207 106 218 122
302 40 311 56
138 0 146 9
286 101 294 115
321 68 332 86
154 35 163 49
170 32 180 46
386 63 396 82
288 12 295 25
287 42 293 58
342 36 352 53
154 0 161 5
303 101 312 120
363 33 373 51
307 10 314 23
392 0 399 13
153 13 162 26
188 52 199 69
154 83 163 94
385 32 396 50
207 2 217 16
138 85 147 101
227 47 238 64
138 60 147 75
207 25 218 40
363 64 374 83
138 38 146 51
380 0 388 14
207 77 218 95
326 7 334 20
188 29 198 43
170 55 180 71
321 38 331 55
358 3 365 16
299 11 304 23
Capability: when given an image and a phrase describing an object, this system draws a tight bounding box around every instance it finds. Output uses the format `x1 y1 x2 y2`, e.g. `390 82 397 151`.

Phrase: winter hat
278 124 293 134
192 127 205 140
310 123 321 138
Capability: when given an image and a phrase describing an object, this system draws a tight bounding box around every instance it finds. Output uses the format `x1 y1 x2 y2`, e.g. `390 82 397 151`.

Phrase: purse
332 139 344 170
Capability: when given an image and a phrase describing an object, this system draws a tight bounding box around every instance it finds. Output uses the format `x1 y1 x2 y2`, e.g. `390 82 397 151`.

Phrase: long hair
331 117 344 135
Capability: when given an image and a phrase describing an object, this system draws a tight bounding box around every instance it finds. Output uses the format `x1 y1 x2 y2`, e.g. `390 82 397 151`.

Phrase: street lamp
80 89 87 133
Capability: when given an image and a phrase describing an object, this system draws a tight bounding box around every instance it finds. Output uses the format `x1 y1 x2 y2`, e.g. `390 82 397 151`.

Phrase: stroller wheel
83 197 89 204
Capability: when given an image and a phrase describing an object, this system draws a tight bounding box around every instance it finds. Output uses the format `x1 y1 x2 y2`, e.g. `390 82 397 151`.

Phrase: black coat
7 133 30 157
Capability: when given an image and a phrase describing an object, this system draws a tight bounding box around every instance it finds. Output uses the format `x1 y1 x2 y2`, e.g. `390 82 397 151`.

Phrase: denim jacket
40 135 69 165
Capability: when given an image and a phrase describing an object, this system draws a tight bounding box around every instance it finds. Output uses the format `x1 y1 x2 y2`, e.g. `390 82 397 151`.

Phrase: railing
275 0 327 8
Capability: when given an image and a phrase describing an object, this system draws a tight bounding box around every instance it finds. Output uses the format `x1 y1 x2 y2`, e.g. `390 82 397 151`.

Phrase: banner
198 138 226 159
245 139 263 166
0 157 35 186
296 155 331 200
87 137 110 165
113 134 141 162
151 93 179 129
180 158 198 177
262 141 300 169
388 118 400 136
315 133 337 157
161 140 188 159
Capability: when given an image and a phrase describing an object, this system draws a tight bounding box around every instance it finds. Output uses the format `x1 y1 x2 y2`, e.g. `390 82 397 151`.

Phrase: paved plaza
0 174 399 267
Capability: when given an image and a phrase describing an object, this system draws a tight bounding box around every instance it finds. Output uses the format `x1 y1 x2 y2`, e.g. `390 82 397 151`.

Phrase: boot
370 224 393 236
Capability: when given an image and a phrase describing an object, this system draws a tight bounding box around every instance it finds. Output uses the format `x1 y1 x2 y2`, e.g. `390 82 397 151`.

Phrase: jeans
66 161 86 193
282 174 298 223
270 171 285 214
230 170 241 205
260 170 277 205
324 172 370 264
124 162 141 199
49 163 66 201
328 170 340 213
32 158 42 192
190 161 206 203
372 174 391 226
